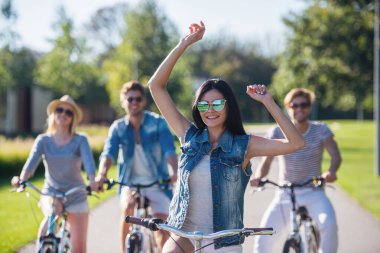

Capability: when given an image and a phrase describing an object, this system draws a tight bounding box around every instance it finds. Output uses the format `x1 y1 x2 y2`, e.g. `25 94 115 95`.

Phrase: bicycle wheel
299 220 319 253
142 227 159 253
59 228 71 253
39 237 59 253
126 232 142 253
283 238 301 253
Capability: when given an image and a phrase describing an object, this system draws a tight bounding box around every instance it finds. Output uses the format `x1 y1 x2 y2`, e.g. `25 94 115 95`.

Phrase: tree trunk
5 87 16 135
356 100 364 121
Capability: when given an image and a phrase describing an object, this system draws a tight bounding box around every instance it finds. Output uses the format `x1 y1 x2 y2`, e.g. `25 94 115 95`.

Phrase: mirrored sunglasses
290 102 310 109
55 107 74 117
197 99 227 112
127 96 143 103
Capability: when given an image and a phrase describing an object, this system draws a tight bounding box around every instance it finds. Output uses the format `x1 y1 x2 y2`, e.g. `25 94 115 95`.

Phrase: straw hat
47 95 83 122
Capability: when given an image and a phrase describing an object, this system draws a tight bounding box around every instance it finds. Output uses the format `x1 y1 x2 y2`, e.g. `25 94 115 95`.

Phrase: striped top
267 121 333 184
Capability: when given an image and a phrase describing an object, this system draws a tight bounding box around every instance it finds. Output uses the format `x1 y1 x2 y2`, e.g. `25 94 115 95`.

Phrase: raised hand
180 21 206 47
246 84 273 105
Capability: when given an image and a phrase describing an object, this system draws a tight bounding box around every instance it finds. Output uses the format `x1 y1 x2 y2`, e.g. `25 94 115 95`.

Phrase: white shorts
190 240 242 253
39 196 89 215
120 185 170 215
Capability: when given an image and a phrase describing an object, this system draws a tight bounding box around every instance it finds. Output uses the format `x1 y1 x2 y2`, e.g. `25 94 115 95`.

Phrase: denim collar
195 128 233 153
123 110 147 127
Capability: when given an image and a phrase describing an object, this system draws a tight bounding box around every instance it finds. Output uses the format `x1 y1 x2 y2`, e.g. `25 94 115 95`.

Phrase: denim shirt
100 111 177 187
167 124 252 249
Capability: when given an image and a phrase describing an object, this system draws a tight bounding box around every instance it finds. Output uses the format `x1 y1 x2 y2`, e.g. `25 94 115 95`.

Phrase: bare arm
167 155 179 183
321 137 342 182
249 156 274 187
95 157 113 191
245 85 304 158
148 22 206 144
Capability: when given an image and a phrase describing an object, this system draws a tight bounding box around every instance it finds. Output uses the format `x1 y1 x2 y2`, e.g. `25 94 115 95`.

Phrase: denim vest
167 124 252 249
100 111 177 188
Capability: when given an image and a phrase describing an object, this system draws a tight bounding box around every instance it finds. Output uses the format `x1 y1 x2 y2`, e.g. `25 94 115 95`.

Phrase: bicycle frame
126 216 274 253
14 181 90 253
257 177 323 253
105 179 170 253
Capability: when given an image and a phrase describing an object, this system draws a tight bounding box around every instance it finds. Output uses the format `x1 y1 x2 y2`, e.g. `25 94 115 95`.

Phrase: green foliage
84 3 129 54
0 47 36 89
34 7 107 105
101 0 193 117
0 49 12 90
271 0 374 116
192 37 276 122
0 0 19 48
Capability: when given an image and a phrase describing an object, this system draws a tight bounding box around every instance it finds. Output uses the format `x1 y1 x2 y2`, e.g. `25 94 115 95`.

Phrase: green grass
325 120 380 219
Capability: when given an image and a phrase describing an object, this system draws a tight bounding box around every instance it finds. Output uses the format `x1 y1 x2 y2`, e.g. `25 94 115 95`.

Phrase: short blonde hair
284 88 316 108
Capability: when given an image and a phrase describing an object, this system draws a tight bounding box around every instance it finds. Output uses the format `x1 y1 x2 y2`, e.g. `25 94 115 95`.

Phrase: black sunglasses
55 107 74 117
126 96 143 103
290 102 310 109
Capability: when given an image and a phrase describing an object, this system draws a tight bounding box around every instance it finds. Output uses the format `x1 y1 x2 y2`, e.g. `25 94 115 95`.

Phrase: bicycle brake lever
148 218 164 231
105 179 116 190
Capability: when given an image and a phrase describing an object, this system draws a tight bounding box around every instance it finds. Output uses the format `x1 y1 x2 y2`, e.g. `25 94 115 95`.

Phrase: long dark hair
192 78 246 135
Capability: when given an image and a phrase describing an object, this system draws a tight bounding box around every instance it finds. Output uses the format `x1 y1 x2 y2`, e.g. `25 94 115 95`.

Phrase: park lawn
323 120 380 219
0 168 117 253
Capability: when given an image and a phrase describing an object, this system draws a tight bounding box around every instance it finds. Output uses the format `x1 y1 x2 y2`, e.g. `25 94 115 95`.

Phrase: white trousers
253 188 338 253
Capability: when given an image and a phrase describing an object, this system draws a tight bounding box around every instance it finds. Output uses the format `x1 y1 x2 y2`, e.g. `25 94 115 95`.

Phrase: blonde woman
11 95 97 253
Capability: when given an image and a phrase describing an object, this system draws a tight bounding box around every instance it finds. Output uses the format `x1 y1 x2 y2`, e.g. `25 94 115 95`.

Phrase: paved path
18 126 380 253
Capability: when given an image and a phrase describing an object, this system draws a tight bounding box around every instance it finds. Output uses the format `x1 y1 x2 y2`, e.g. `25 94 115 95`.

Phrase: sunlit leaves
272 0 374 116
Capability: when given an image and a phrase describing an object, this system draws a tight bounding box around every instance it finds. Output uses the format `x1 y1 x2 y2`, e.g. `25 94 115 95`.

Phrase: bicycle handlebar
105 178 171 191
258 176 325 189
125 216 274 240
15 181 92 199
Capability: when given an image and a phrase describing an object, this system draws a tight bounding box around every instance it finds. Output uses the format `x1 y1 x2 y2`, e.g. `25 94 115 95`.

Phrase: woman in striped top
251 88 342 253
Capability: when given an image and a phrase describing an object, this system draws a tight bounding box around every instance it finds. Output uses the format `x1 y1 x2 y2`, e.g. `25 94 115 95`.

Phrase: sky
11 0 308 55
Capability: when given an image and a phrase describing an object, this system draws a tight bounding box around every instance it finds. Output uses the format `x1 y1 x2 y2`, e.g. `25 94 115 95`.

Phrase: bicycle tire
283 238 301 253
142 227 159 253
126 232 142 253
299 221 319 253
39 237 59 253
60 228 71 253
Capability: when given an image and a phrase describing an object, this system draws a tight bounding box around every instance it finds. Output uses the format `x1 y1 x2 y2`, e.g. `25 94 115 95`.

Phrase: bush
0 125 109 179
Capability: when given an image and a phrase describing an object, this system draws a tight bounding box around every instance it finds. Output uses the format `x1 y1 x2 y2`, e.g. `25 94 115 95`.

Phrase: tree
271 0 374 119
34 6 107 105
84 3 129 55
0 0 19 49
192 35 276 122
102 0 193 116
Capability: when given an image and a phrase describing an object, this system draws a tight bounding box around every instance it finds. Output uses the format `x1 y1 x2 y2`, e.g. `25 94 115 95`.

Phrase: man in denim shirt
96 81 178 252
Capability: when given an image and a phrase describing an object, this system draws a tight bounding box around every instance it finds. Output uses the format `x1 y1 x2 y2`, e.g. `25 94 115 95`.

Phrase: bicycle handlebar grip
86 186 92 195
105 179 114 190
125 216 151 228
252 227 274 233
258 179 268 187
